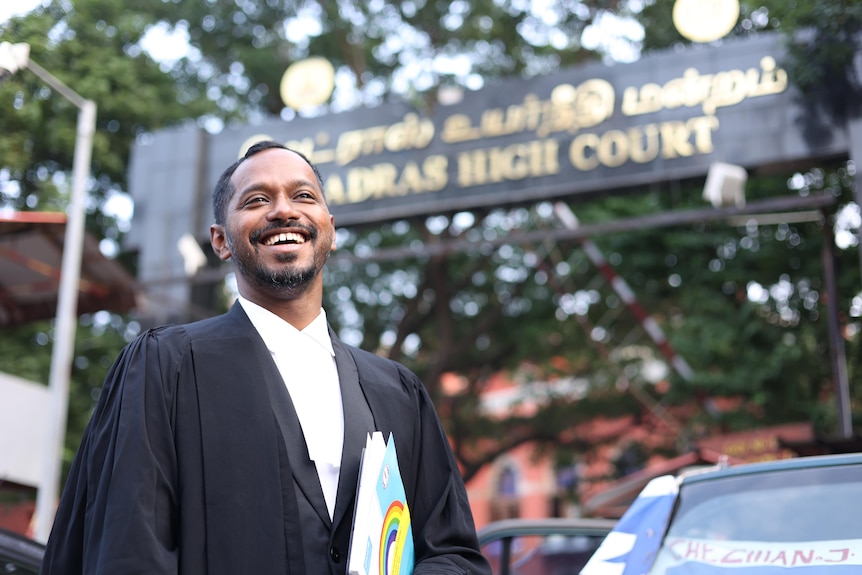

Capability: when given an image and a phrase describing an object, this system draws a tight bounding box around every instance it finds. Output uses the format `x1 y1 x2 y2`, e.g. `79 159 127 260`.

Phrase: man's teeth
264 232 306 246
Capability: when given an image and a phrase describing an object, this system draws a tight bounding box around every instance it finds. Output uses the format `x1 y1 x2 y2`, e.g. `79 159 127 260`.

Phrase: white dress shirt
238 296 344 519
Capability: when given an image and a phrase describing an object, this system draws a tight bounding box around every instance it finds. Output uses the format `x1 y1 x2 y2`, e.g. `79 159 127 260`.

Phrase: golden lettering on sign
283 132 336 165
569 115 720 170
456 139 560 188
441 79 615 143
237 53 790 209
324 154 448 206
621 56 787 117
333 113 435 166
281 114 435 168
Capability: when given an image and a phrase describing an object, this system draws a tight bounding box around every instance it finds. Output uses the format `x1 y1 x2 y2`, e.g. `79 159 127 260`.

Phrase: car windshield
649 463 862 573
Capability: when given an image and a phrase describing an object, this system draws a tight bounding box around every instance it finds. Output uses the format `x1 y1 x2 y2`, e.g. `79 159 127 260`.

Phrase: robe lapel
189 303 309 574
331 335 376 530
216 312 380 537
258 322 377 531
260 361 333 530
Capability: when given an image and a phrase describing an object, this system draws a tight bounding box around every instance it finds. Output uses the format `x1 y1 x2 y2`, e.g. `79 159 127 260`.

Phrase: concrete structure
0 371 50 489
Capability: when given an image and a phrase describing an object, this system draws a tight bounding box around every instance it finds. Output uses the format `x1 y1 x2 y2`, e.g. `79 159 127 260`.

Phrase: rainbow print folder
348 431 415 575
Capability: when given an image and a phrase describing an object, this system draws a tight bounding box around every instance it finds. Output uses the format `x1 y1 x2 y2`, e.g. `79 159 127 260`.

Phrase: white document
347 431 414 575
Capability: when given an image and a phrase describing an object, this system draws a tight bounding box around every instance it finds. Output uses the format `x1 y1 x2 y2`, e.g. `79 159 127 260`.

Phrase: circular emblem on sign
237 134 273 158
280 57 335 110
672 0 740 43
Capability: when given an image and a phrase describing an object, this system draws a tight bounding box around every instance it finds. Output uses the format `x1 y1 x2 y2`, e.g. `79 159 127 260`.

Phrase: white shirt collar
237 296 334 357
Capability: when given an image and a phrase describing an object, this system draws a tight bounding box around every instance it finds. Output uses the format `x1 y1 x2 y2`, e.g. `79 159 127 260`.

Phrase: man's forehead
231 149 318 189
236 148 313 175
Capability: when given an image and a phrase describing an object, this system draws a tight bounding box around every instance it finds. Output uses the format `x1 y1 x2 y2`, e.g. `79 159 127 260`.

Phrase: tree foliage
1 0 860 491
0 0 219 241
325 161 862 481
0 0 218 474
140 0 633 116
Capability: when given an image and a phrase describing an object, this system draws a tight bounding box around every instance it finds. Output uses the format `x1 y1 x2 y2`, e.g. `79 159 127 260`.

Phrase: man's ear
329 215 337 252
210 224 232 261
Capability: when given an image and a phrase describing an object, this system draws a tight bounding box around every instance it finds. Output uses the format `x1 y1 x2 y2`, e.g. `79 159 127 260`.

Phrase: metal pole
553 202 695 382
30 74 97 541
821 210 853 439
22 58 90 109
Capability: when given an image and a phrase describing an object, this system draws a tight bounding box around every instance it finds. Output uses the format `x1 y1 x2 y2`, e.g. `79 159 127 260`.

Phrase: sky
0 0 42 24
1 0 187 62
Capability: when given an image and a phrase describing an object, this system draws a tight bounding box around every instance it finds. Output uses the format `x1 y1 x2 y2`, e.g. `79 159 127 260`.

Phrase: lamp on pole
0 41 97 543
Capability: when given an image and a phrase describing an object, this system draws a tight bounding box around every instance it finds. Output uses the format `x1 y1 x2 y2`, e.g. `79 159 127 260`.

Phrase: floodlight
0 42 30 81
703 162 747 208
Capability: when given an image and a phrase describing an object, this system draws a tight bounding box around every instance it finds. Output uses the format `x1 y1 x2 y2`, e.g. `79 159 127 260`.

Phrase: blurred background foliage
1 0 860 484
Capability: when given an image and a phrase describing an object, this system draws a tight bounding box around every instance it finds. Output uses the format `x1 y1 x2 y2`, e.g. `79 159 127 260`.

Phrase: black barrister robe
40 303 490 575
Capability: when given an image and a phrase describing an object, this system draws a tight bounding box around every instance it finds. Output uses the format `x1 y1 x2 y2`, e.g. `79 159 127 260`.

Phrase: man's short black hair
212 140 324 225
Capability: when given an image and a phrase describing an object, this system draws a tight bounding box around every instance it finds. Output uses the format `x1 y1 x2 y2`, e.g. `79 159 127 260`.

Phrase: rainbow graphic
379 499 412 575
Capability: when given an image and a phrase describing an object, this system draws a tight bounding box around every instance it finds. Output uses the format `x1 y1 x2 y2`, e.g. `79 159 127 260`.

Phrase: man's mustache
249 220 318 243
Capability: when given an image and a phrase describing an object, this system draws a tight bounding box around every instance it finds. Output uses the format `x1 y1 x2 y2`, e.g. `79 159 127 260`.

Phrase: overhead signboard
125 32 858 322
129 33 848 232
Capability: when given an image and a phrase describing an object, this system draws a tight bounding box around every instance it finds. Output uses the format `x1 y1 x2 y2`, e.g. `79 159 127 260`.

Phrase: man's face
210 148 335 302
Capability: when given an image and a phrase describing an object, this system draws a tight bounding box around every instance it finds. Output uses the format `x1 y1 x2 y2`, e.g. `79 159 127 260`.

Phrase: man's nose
267 195 301 220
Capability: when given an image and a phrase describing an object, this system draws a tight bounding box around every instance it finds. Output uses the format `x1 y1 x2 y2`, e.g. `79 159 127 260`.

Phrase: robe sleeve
397 365 492 575
40 327 187 575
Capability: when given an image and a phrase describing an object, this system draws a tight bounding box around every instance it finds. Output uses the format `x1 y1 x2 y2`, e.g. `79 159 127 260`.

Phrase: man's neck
237 290 324 331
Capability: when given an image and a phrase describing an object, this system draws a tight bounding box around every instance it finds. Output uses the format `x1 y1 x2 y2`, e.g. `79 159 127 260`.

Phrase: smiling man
212 143 336 317
40 141 491 575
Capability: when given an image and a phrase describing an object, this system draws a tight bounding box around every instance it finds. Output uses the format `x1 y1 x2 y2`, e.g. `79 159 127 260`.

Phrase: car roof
679 452 862 486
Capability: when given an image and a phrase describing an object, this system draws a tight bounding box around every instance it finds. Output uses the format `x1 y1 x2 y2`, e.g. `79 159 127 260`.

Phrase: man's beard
227 224 326 295
239 252 319 293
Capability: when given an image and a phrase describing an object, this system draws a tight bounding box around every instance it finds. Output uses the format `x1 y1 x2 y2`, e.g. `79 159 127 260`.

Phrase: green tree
141 0 631 116
0 0 219 473
0 0 220 235
0 0 646 479
2 0 860 492
323 161 861 482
